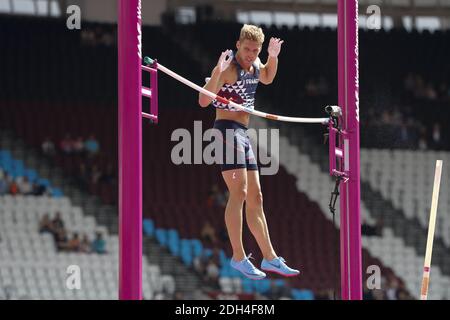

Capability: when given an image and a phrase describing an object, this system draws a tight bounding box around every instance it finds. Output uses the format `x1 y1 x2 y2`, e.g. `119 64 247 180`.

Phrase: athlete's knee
229 188 247 202
247 191 263 209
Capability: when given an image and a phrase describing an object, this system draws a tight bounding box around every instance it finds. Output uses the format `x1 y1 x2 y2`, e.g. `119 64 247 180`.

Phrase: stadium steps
144 238 205 294
1 127 207 297
279 121 450 277
361 182 450 275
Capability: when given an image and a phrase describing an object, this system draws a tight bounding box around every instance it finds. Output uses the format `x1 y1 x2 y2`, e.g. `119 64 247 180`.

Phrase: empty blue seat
180 249 193 266
25 169 38 182
254 279 271 294
218 249 227 266
219 265 232 277
291 289 314 300
191 239 203 257
242 278 254 293
273 279 286 288
155 229 167 246
0 150 12 161
143 219 155 237
37 178 50 187
167 229 179 254
13 159 24 170
167 230 178 240
180 239 191 251
203 248 213 258
168 238 180 256
1 162 12 172
51 188 63 197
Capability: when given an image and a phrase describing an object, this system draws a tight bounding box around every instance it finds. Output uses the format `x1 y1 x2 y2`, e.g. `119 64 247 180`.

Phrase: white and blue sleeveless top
209 52 260 112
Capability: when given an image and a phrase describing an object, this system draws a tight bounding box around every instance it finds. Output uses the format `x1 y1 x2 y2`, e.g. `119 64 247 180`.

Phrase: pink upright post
338 0 362 300
118 0 143 300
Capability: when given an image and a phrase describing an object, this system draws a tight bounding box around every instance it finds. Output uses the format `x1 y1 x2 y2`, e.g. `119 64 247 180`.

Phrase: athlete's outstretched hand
217 49 233 73
267 37 284 58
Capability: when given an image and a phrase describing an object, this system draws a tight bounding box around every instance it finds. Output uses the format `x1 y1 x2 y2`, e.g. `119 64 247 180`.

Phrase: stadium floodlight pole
118 0 143 300
338 0 362 300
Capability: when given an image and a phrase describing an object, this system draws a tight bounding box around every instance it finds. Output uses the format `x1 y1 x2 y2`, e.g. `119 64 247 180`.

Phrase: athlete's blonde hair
239 24 265 44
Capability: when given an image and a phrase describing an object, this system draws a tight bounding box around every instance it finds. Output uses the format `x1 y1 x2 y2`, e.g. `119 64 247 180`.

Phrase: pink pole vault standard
118 0 158 300
337 0 362 300
117 0 141 300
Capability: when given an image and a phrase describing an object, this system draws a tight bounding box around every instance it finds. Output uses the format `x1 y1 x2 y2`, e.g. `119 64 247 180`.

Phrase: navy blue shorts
212 119 258 172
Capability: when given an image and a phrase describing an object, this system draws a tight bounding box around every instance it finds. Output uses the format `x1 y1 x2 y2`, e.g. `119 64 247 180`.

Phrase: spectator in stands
173 291 185 300
396 121 412 149
79 234 91 253
39 214 54 234
52 212 65 232
361 221 377 236
41 137 56 157
396 281 413 300
413 74 426 98
207 184 227 209
91 231 107 254
444 83 450 101
66 233 81 252
317 76 329 96
17 176 33 195
314 288 334 300
81 28 96 46
60 134 74 155
361 217 383 237
263 280 284 300
215 187 228 209
385 277 400 300
403 72 415 93
193 253 206 275
99 28 115 47
380 110 393 125
204 255 220 288
429 122 444 150
84 134 100 157
193 249 212 276
1 285 16 300
218 225 229 247
374 218 384 236
55 228 69 251
94 26 105 45
90 165 103 185
72 136 85 155
33 181 49 196
0 170 9 195
75 163 89 189
9 179 18 195
305 78 319 96
363 287 374 300
200 221 217 246
99 163 115 185
424 83 437 100
418 127 428 150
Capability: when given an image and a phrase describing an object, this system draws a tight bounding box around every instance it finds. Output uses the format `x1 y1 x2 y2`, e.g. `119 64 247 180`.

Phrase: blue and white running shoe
261 257 300 277
230 254 266 280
